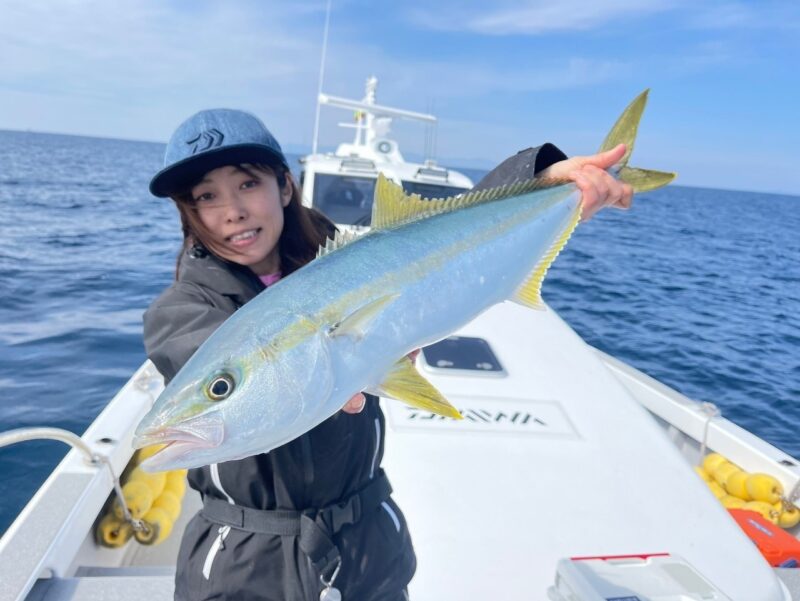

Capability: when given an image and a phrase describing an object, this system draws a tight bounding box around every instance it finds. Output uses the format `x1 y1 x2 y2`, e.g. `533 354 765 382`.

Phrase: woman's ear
280 175 294 207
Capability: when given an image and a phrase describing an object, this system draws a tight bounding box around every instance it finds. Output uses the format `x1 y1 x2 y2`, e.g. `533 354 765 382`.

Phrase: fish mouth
133 412 225 470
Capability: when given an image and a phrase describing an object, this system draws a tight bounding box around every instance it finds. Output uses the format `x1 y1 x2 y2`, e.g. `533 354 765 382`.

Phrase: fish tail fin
599 89 677 193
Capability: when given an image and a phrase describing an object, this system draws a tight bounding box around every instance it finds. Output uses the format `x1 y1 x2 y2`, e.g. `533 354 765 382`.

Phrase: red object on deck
729 509 800 567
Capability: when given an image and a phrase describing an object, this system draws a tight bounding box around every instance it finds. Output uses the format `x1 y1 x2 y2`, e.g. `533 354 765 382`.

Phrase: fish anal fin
512 203 582 310
328 294 398 341
375 356 462 419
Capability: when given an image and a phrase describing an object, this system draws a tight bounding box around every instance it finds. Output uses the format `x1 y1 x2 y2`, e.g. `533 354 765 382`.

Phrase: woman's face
191 165 291 275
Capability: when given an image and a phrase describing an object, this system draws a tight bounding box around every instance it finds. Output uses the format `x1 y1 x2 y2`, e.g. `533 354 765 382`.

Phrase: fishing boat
299 76 473 227
2 79 799 601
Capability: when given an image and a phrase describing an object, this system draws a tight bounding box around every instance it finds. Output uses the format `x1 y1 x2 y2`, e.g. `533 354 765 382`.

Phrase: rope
697 402 721 464
787 479 800 506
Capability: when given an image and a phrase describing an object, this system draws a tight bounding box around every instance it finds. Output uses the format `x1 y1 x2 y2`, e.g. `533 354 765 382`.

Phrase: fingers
581 143 626 170
614 183 634 210
342 393 366 414
574 165 633 221
572 169 601 221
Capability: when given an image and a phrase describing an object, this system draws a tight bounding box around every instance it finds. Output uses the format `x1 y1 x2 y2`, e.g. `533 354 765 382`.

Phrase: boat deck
3 306 800 601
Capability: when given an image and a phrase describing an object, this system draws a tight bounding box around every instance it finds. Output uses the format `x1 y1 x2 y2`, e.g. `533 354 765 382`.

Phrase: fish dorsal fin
372 356 462 419
512 203 582 310
371 173 570 230
316 229 361 259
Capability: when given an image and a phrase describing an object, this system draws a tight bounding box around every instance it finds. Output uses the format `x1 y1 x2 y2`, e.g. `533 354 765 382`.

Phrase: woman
144 108 631 601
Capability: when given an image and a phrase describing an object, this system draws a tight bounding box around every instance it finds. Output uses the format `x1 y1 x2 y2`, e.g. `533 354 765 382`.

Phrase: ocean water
0 129 798 536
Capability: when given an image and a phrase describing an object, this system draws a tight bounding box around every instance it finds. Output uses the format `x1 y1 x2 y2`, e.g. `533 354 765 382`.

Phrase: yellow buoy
152 490 181 522
693 466 712 482
112 480 154 520
775 502 800 529
164 470 187 499
746 473 783 504
96 514 133 547
702 453 728 477
713 463 740 488
134 507 174 545
128 466 167 498
721 495 747 509
725 471 751 500
706 480 727 500
135 444 166 464
744 501 780 525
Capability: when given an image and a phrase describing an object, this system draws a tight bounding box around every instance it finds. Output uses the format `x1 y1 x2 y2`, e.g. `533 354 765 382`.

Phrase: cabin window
421 336 505 374
312 174 376 225
401 182 468 199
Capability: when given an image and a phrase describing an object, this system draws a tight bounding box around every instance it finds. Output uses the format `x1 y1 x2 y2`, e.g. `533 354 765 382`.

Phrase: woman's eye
194 192 214 202
207 374 235 401
241 179 259 190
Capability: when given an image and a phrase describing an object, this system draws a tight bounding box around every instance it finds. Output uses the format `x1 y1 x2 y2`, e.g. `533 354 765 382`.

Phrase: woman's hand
342 393 366 414
540 143 633 221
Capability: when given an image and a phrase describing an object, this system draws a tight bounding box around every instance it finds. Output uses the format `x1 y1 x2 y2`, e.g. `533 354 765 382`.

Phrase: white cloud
410 0 677 35
0 0 326 140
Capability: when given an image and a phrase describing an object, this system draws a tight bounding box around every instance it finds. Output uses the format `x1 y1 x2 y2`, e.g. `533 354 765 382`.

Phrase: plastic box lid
547 553 732 601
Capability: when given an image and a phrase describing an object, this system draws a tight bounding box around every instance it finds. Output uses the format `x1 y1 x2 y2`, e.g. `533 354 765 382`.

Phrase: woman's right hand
342 393 366 414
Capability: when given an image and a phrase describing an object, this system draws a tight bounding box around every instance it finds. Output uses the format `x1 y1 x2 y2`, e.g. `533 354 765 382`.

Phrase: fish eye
207 373 235 401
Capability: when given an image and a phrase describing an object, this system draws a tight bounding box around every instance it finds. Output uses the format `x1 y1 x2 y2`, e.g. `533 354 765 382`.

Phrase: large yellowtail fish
134 90 675 470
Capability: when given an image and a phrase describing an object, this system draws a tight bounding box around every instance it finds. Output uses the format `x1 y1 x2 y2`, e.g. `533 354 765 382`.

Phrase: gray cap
149 108 289 197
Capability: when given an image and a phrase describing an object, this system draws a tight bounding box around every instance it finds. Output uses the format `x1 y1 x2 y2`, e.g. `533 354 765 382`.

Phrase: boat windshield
401 181 468 199
312 173 377 225
310 174 470 226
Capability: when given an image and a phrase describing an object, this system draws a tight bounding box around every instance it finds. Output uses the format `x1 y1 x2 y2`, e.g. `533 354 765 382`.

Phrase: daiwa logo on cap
186 129 225 154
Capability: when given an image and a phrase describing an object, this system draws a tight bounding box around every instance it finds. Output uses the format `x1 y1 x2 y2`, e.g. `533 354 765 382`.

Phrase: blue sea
1 129 798 536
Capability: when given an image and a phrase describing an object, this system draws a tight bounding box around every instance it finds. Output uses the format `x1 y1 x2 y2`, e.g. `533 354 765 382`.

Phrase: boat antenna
311 0 333 156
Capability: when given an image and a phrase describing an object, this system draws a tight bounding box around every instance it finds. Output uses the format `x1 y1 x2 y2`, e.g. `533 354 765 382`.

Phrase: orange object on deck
729 509 800 567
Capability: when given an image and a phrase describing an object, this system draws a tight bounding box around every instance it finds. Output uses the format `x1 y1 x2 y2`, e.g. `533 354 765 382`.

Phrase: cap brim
149 144 289 197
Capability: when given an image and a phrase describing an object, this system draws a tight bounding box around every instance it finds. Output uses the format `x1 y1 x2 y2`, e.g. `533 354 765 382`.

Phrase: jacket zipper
202 525 231 579
370 417 381 479
203 464 234 580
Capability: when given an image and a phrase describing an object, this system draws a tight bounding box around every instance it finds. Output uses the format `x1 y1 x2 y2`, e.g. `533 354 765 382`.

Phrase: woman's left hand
540 143 633 221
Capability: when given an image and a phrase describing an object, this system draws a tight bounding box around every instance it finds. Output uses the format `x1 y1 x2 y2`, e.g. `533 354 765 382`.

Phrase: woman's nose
224 194 247 222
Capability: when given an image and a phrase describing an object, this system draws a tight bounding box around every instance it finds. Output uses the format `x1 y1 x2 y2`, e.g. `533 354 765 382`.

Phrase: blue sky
0 0 798 194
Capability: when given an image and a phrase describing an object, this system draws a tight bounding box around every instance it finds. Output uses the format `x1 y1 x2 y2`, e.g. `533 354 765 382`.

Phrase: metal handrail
0 427 134 523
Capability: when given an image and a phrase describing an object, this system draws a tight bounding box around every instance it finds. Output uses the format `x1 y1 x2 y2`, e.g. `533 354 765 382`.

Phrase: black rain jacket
142 143 566 601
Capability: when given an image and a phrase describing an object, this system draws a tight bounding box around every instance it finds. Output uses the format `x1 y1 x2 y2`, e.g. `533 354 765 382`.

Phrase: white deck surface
382 302 789 600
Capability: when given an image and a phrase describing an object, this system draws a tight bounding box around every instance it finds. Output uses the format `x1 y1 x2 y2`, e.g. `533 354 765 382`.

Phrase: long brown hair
171 163 334 279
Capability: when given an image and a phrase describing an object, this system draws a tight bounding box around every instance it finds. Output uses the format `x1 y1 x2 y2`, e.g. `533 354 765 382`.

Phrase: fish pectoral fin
374 356 462 419
512 202 582 310
328 294 398 341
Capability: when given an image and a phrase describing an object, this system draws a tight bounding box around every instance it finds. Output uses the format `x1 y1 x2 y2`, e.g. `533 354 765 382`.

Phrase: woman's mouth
227 228 261 248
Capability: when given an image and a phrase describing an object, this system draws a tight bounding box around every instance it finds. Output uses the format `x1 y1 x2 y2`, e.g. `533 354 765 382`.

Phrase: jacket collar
177 246 264 304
